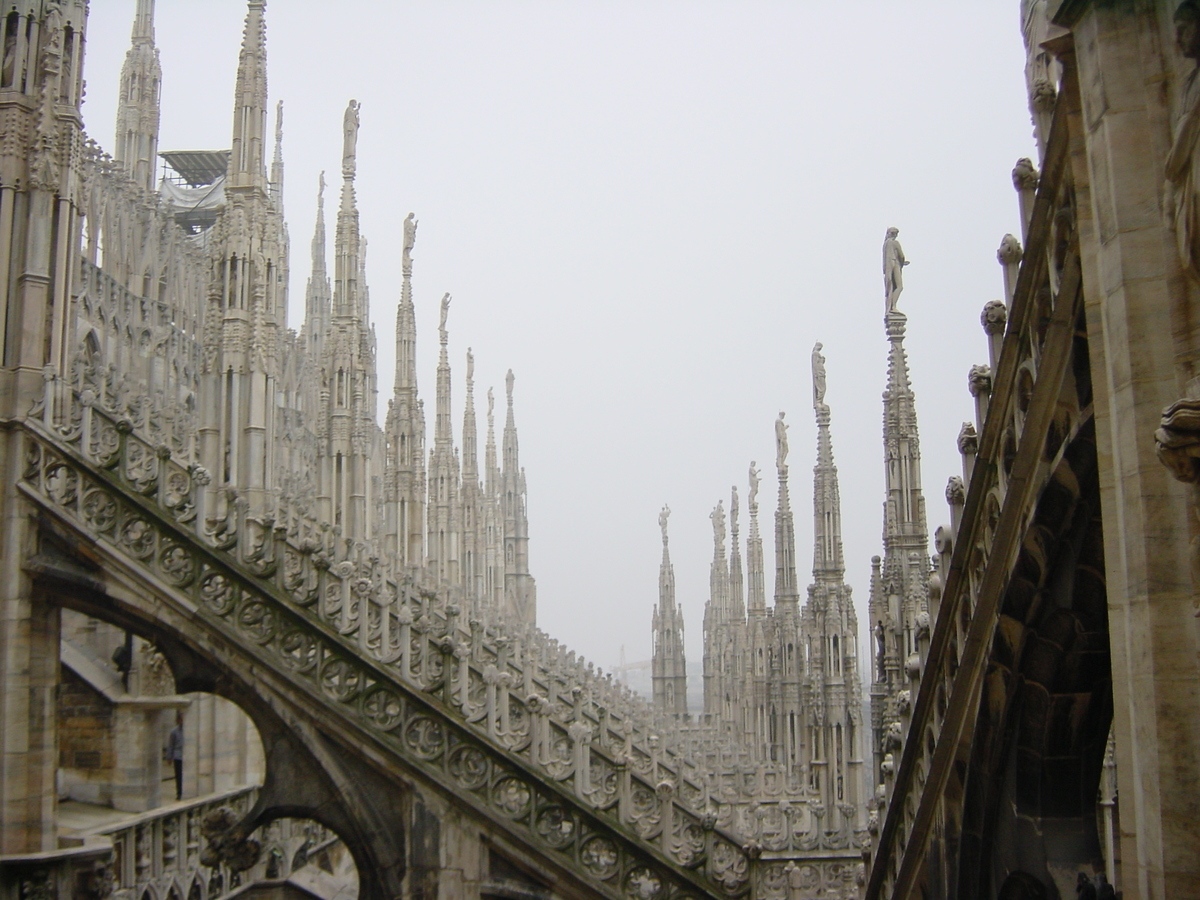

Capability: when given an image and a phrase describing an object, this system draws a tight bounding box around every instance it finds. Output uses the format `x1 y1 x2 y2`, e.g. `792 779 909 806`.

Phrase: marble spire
811 343 844 577
427 293 460 584
333 100 363 319
113 0 161 191
302 173 330 356
652 505 688 719
729 485 746 619
802 343 864 824
384 209 425 570
501 369 535 624
870 254 931 784
773 411 800 610
227 0 268 192
461 349 483 606
270 100 284 210
746 461 766 616
485 388 498 497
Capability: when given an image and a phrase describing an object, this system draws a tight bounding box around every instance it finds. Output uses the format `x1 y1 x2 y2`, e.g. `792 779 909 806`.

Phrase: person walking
166 713 184 801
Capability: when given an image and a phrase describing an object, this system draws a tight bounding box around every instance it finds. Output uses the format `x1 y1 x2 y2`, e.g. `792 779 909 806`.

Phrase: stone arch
30 531 397 900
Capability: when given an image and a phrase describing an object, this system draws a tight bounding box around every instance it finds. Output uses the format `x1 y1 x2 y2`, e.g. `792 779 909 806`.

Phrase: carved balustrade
0 789 338 900
21 401 761 899
28 367 813 810
865 95 1089 898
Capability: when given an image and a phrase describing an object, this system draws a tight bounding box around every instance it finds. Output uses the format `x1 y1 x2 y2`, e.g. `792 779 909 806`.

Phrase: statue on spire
812 342 827 407
749 461 760 509
883 227 909 312
775 411 789 470
711 501 726 550
438 292 451 342
466 348 474 382
342 99 360 176
487 387 495 421
659 504 671 545
403 212 418 262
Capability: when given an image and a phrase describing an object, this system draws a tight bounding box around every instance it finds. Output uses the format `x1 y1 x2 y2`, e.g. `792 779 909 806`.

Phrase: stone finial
968 364 993 398
659 504 670 546
981 300 1007 336
945 475 965 505
957 422 978 455
883 227 909 313
997 234 1023 266
1012 157 1039 192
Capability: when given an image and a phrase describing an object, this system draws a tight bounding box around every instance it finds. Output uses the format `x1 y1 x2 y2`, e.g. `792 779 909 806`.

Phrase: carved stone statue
466 348 474 381
438 292 451 336
775 411 789 469
403 212 417 259
748 461 760 509
812 342 826 407
1168 1 1200 281
342 100 360 174
883 227 909 312
659 504 670 544
711 501 726 550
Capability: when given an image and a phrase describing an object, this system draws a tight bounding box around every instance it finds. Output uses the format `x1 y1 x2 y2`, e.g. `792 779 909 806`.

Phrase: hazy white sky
82 1 1035 678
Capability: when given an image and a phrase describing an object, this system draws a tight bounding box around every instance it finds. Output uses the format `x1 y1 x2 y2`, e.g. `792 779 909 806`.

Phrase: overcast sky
82 1 1035 680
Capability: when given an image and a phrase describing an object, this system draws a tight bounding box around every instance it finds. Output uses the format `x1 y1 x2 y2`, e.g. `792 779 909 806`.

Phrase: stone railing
864 98 1089 897
85 787 259 900
0 789 340 900
20 407 762 899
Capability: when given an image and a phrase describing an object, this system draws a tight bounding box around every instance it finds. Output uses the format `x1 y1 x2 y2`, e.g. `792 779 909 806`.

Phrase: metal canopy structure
159 149 230 186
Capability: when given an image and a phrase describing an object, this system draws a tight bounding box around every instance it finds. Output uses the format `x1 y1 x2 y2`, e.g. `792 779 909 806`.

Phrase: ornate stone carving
945 476 965 506
957 421 979 456
199 806 260 872
981 300 1008 336
997 234 1023 266
1013 157 1039 192
968 364 993 398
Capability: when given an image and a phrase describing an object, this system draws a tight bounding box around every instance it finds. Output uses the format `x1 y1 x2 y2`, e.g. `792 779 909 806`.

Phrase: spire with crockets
114 0 161 191
869 235 931 787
